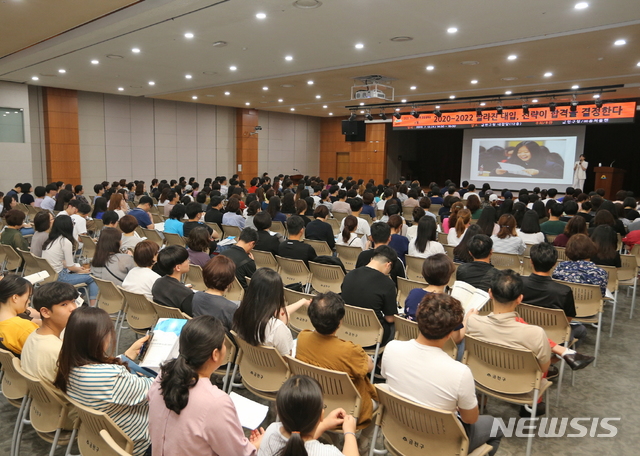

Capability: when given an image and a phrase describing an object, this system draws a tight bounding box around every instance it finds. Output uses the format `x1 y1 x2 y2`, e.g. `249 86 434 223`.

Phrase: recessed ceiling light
316 95 321 99
185 74 192 79
614 39 626 46
91 59 99 64
637 62 640 66
532 99 538 103
575 2 588 9
322 105 327 108
395 108 400 111
435 105 441 109
401 99 407 103
544 72 553 77
461 61 479 65
355 43 364 49
479 102 486 106
449 95 456 99
507 55 517 60
505 90 512 95
278 99 283 102
329 112 333 115
501 77 518 81
192 96 198 100
390 36 413 42
263 86 268 91
245 102 250 105
212 41 227 48
471 80 478 84
131 48 140 53
148 81 155 86
256 12 266 19
118 87 124 91
224 91 231 95
58 69 66 74
360 110 365 113
285 55 293 61
293 0 322 9
447 27 458 33
281 84 295 88
410 86 416 90
229 66 237 71
184 32 194 39
359 102 365 106
291 107 296 111
572 85 580 89
31 76 39 81
307 80 314 85
593 94 600 98
426 65 434 71
106 54 123 59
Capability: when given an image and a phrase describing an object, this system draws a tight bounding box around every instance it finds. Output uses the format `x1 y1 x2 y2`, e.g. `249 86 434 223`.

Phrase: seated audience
453 225 484 263
516 210 545 244
304 205 335 249
245 200 261 230
22 282 78 383
258 375 357 456
278 215 317 266
408 216 445 259
90 227 136 286
337 215 362 247
186 225 212 267
191 255 238 332
341 245 398 344
339 198 371 239
0 275 37 355
475 206 499 237
220 227 258 289
1 209 30 252
163 191 180 218
119 214 144 251
266 196 287 222
54 307 152 456
122 241 161 301
164 204 186 236
447 208 471 246
540 203 566 236
253 211 282 256
222 197 246 228
296 292 377 428
205 195 225 226
152 245 194 316
356 223 406 285
332 190 351 214
183 202 216 243
101 210 120 228
552 234 608 297
149 315 262 455
128 195 155 229
232 268 309 356
590 225 621 267
91 196 108 220
383 293 502 455
406 206 426 240
30 211 54 257
553 215 588 248
491 214 526 255
455 234 498 292
387 214 409 263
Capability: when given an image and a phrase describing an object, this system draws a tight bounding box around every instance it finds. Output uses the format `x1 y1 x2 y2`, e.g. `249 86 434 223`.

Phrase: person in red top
248 177 259 194
622 230 640 249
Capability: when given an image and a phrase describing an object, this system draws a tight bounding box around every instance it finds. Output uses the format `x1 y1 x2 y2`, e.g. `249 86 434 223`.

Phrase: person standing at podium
573 154 588 190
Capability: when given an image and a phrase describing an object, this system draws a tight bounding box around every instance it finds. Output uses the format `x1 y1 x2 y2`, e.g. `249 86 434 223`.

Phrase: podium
593 167 626 200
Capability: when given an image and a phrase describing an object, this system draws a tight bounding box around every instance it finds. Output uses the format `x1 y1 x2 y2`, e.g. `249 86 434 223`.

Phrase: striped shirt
67 364 153 456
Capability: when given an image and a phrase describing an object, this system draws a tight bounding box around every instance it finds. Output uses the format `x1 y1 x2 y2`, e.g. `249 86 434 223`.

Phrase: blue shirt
404 289 465 331
361 204 376 218
128 208 152 229
163 218 184 236
389 234 409 265
552 260 608 297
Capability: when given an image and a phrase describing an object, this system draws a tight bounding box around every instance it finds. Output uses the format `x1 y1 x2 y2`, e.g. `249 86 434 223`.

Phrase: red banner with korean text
392 102 636 130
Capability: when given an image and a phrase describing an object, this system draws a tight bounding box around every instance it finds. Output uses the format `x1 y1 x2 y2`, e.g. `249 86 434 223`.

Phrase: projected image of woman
494 140 563 178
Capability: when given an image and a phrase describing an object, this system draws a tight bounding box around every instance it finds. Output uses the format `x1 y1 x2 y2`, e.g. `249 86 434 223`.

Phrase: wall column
42 87 81 185
235 108 259 181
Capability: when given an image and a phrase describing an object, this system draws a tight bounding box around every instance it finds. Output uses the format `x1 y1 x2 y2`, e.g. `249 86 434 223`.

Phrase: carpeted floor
1 288 637 456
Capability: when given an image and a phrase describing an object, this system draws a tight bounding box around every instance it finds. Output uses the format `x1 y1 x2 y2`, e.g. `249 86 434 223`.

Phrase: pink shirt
148 377 256 456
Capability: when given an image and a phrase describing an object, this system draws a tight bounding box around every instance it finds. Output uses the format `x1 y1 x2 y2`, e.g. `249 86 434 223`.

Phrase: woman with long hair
91 196 108 219
447 208 471 247
497 198 514 218
90 227 135 286
475 205 499 236
42 215 98 305
258 375 357 456
54 307 152 456
494 140 563 178
336 215 360 247
517 210 545 244
133 182 148 204
490 214 526 254
532 200 548 223
387 214 409 263
108 192 128 219
553 215 588 247
443 201 464 234
0 275 36 355
232 268 310 356
266 196 287 222
281 192 297 214
453 224 484 263
148 315 263 455
157 186 172 206
410 216 445 258
54 189 74 212
590 225 621 267
466 193 482 220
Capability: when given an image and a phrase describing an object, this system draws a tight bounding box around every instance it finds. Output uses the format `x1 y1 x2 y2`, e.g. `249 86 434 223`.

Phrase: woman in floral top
552 234 608 297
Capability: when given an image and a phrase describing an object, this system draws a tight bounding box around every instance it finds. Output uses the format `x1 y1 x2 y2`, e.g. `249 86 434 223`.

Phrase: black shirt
183 221 213 237
151 276 194 316
575 212 593 224
191 292 237 332
254 230 281 256
204 208 224 226
220 245 256 289
305 219 335 249
341 266 397 344
278 239 317 266
521 273 577 318
456 261 498 292
591 252 621 268
356 248 405 285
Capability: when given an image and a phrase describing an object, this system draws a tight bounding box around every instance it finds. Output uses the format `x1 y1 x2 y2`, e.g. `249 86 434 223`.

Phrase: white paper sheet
230 392 269 429
451 281 490 314
498 162 530 176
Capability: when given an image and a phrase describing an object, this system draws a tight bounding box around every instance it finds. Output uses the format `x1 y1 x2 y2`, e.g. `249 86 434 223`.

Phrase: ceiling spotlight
329 113 333 116
263 86 268 91
614 39 626 46
549 102 557 112
595 99 603 108
435 105 440 109
496 105 504 114
395 108 401 111
359 102 365 106
307 80 314 85
229 66 237 71
256 12 266 19
118 87 124 91
447 27 458 33
522 104 530 115
322 105 327 108
185 74 192 79
471 80 478 84
148 81 155 86
379 111 387 120
426 65 434 71
480 102 486 106
570 101 578 112
349 112 357 121
593 94 600 98
575 2 588 9
246 102 251 106
360 110 365 114
507 55 517 60
291 108 295 111
91 59 99 64
192 96 198 100
285 55 293 61
401 99 407 103
132 48 140 53
449 95 456 99
410 86 417 90
355 43 364 49
58 69 66 74
184 32 194 39
315 95 321 99
505 91 512 95
544 72 553 77
393 112 402 120
278 99 283 102
532 99 538 103
31 76 39 81
434 109 442 118
365 112 374 121
224 91 231 95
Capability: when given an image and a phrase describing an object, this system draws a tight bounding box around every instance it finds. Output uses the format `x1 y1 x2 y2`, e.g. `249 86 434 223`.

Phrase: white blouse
41 237 78 273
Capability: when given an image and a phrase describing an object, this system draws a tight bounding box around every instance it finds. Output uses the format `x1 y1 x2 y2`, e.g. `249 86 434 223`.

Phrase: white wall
77 92 236 186
258 111 320 177
0 81 37 192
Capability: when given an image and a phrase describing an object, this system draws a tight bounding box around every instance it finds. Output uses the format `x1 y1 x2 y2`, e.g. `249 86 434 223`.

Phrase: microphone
610 160 616 167
293 168 300 173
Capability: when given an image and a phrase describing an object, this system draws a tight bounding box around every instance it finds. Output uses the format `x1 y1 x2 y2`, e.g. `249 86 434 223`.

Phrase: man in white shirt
40 183 58 212
382 293 502 456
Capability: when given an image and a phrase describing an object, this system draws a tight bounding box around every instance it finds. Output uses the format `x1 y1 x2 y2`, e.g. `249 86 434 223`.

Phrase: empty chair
93 276 127 353
309 261 345 294
276 255 311 290
443 244 454 260
404 254 426 283
0 348 29 456
326 218 341 236
617 253 639 318
164 232 186 247
252 249 279 271
118 287 158 335
79 234 97 262
429 204 442 215
1 244 23 273
437 232 449 245
141 229 164 249
16 249 41 277
184 264 206 291
402 206 415 222
490 252 522 273
335 244 362 271
331 212 347 223
555 247 568 261
151 213 163 225
303 239 333 256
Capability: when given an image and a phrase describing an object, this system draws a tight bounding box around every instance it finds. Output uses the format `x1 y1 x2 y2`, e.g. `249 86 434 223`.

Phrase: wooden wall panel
236 108 259 180
319 118 387 184
42 87 81 185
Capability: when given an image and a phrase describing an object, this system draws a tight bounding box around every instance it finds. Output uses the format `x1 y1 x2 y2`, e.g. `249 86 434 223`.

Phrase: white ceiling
1 0 640 117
